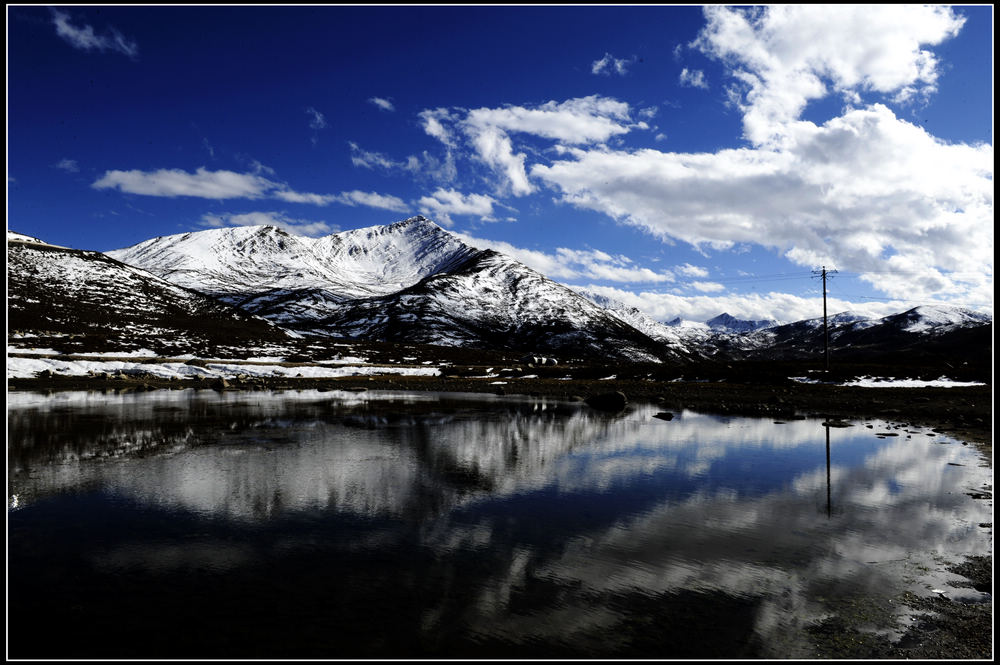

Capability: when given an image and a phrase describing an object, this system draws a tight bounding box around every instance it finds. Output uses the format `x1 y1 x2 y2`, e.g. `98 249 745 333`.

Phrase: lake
7 388 992 658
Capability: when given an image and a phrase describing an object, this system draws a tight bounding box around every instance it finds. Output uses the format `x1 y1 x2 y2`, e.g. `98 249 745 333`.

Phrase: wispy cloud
93 167 278 200
92 165 414 219
51 9 138 59
456 232 678 285
305 106 327 145
306 107 327 131
332 190 409 213
443 95 639 196
54 158 79 173
678 68 708 89
591 52 632 76
417 188 497 227
677 263 709 278
369 97 395 112
348 141 457 184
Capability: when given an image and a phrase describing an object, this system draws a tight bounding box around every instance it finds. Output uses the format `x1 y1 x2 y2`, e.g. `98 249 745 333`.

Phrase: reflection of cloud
9 391 990 656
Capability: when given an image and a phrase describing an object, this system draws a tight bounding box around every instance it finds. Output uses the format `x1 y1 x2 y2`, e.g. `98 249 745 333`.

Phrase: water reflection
7 389 992 659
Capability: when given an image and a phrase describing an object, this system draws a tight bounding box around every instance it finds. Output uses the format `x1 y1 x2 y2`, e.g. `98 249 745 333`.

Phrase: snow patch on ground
7 346 62 356
791 376 985 388
6 357 440 380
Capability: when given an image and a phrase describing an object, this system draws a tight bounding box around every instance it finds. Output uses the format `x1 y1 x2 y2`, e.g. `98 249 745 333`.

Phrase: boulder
585 391 628 412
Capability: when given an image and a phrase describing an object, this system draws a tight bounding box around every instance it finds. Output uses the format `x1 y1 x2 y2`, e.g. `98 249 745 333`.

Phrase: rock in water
585 391 628 411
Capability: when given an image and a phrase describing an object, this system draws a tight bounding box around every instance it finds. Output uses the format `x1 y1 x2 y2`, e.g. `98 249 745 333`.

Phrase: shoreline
9 372 992 460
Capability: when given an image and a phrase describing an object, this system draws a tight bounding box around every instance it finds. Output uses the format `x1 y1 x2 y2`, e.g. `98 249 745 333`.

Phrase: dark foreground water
7 389 992 659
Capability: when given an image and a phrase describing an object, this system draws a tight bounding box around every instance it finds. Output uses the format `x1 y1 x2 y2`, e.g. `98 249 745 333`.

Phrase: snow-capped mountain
107 218 479 306
706 312 778 333
8 230 293 357
736 305 992 363
11 219 991 367
577 290 711 361
108 217 670 362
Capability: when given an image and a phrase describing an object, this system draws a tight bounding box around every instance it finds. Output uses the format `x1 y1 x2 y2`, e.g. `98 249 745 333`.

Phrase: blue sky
7 5 993 324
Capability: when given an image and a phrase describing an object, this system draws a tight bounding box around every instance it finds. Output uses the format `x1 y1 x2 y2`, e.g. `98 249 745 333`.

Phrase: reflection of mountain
8 390 991 658
9 391 634 519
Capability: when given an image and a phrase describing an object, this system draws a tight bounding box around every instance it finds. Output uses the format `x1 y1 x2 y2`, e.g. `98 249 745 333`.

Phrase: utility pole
822 266 829 371
812 266 837 372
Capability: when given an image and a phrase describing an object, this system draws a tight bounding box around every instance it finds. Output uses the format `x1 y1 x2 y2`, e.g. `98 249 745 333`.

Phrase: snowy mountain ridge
107 217 670 362
107 216 479 303
10 220 992 365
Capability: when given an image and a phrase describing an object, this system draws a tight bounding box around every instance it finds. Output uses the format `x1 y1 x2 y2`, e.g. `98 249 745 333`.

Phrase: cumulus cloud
691 4 966 146
199 211 335 237
679 68 708 89
369 97 395 112
531 104 992 305
592 53 632 76
51 9 138 59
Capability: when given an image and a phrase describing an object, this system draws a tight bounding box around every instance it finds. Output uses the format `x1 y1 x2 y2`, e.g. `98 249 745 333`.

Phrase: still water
7 389 992 658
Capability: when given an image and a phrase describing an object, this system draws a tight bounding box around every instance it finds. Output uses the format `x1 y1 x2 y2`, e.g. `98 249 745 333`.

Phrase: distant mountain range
7 219 993 366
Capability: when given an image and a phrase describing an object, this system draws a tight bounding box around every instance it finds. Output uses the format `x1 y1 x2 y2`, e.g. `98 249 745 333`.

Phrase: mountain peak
706 312 777 333
387 215 441 232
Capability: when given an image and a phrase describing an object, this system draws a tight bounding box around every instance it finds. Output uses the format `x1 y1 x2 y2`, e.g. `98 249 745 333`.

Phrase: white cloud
419 108 459 147
51 9 138 59
678 263 709 278
417 189 498 227
456 232 677 285
464 96 634 145
592 52 631 76
92 166 351 209
305 107 327 145
54 158 79 173
200 211 335 237
332 190 409 213
692 4 966 146
679 68 709 89
369 97 395 112
689 281 725 293
93 167 277 200
581 284 904 326
348 141 457 184
306 107 327 131
417 96 639 196
348 142 404 171
531 103 992 307
272 189 340 205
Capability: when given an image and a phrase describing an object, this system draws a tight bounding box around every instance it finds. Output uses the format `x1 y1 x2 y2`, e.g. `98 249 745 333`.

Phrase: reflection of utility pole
825 425 831 519
812 266 837 372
